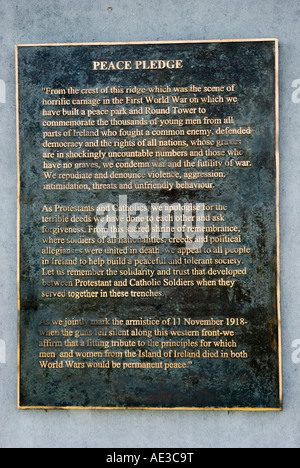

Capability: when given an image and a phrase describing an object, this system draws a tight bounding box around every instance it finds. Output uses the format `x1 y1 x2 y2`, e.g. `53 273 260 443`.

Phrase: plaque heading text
93 60 184 71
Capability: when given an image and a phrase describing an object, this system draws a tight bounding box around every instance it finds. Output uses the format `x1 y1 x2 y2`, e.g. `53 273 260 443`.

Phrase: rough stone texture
0 0 299 448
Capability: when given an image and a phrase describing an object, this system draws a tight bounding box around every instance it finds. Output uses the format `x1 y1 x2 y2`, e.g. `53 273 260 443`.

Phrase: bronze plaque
17 40 281 410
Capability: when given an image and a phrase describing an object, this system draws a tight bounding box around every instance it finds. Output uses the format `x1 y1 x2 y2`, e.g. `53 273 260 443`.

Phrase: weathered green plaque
17 40 281 410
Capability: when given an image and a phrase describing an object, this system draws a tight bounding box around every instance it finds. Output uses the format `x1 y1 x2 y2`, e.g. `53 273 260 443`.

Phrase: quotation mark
291 79 300 103
0 339 6 364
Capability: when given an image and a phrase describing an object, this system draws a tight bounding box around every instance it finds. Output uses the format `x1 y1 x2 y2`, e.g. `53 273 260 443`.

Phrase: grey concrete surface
0 0 299 448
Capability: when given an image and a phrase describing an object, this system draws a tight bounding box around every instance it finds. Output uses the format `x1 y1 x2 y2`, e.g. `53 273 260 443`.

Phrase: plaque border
16 39 282 411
